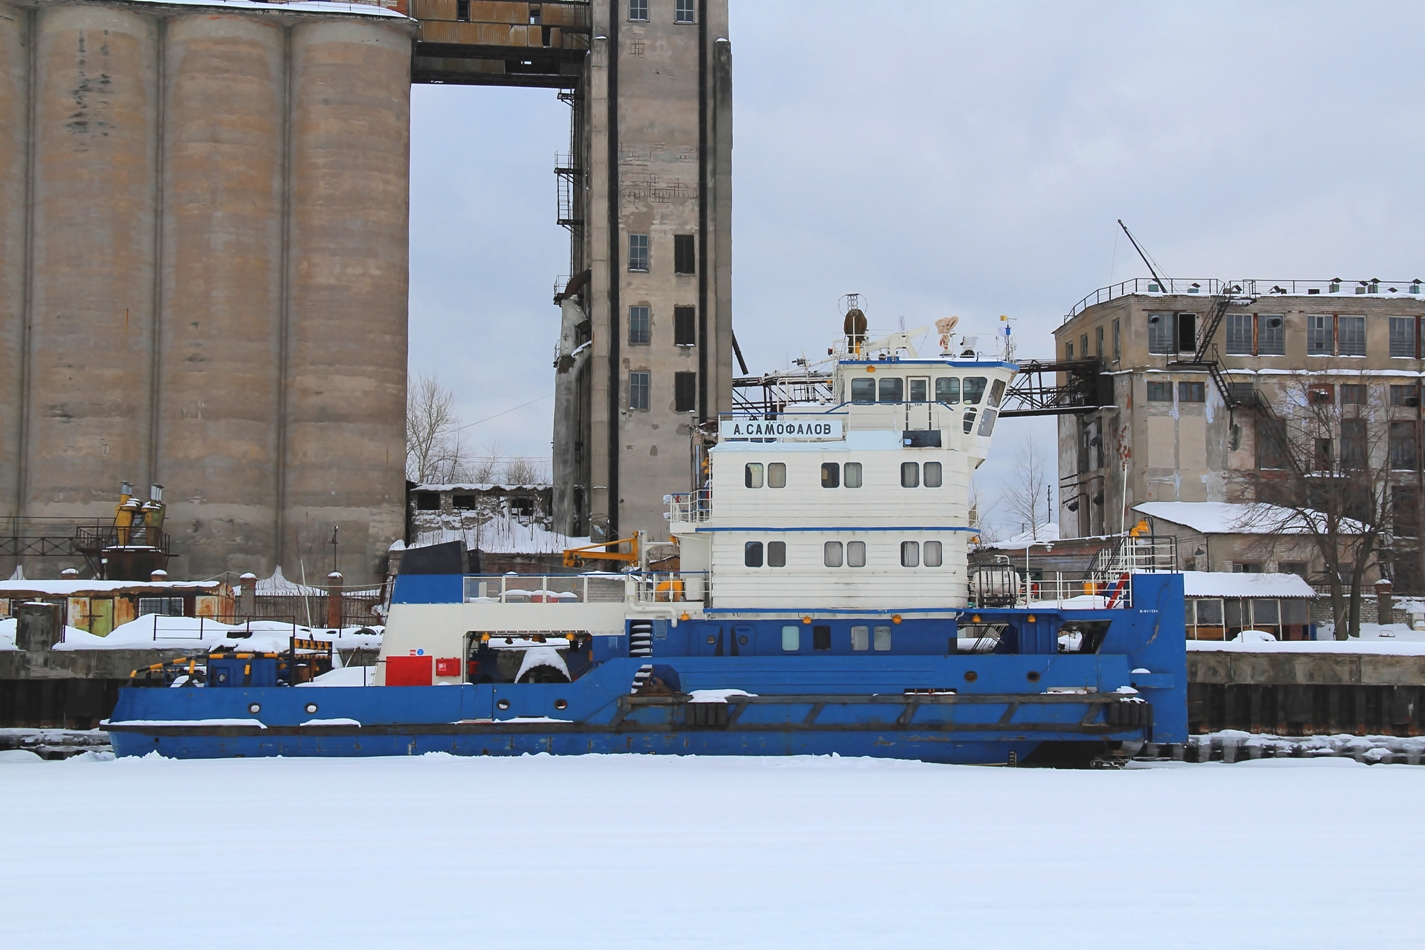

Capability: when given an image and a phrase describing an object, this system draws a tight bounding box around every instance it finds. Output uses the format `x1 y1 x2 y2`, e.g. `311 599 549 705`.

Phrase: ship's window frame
745 463 763 488
847 541 866 567
744 541 764 568
812 625 832 651
844 462 863 488
781 625 800 652
935 377 960 404
850 624 869 651
923 461 942 488
850 378 876 404
988 379 1006 408
963 408 977 434
821 462 840 488
767 540 787 568
977 409 998 437
901 462 919 488
963 377 988 405
924 540 943 567
873 625 892 651
768 462 787 489
823 541 843 567
878 376 904 403
900 540 920 567
908 377 930 402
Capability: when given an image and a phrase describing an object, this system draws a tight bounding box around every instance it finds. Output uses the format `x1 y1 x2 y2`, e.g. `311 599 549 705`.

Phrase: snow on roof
993 523 1060 548
413 483 550 492
1134 501 1362 536
1181 570 1316 599
125 0 408 19
255 567 328 597
0 579 222 596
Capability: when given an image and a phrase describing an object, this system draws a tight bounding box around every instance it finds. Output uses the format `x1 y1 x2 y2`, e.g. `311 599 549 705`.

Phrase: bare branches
1002 435 1052 540
406 373 465 483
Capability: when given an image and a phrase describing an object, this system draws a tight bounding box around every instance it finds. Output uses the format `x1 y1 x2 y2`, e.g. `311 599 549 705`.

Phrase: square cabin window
900 462 919 488
1178 381 1205 403
767 541 786 568
844 462 863 488
851 378 876 404
813 625 831 651
767 462 787 488
745 463 763 488
824 541 843 567
781 625 800 651
821 462 840 488
900 540 920 567
1146 381 1173 402
923 461 942 488
850 625 869 651
846 540 866 567
628 372 650 411
935 377 960 403
674 306 696 346
878 376 904 403
628 233 649 272
873 625 892 651
923 540 942 567
908 378 929 402
628 305 650 345
744 541 764 568
673 234 695 274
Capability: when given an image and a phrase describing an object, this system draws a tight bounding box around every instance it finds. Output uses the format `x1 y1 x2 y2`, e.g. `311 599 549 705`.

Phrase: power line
452 392 553 433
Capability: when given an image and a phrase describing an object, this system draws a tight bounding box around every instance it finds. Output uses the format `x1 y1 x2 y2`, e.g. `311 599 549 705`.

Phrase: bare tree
1237 374 1402 639
1003 435 1051 540
501 457 544 486
406 373 466 483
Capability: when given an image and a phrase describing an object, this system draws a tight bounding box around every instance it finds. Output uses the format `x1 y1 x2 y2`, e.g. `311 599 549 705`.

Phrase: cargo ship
108 315 1186 765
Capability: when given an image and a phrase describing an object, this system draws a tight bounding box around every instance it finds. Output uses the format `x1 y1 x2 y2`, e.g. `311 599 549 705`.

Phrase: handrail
1064 277 1425 324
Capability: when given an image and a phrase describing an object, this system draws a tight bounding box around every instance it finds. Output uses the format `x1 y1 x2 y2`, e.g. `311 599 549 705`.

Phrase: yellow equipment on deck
562 534 641 570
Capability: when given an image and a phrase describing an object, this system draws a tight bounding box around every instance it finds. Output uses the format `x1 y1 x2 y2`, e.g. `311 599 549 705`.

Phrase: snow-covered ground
1 754 1421 949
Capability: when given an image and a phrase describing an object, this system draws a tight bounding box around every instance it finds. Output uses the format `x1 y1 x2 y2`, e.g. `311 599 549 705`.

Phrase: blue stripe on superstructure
694 525 977 533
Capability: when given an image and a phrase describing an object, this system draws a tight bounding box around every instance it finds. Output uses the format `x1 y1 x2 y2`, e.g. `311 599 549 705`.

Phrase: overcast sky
408 0 1425 536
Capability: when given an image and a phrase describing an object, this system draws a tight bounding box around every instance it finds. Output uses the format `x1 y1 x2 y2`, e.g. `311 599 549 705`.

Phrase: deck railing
461 574 629 604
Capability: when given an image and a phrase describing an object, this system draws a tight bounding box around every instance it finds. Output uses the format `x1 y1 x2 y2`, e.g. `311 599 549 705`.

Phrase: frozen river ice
2 752 1422 949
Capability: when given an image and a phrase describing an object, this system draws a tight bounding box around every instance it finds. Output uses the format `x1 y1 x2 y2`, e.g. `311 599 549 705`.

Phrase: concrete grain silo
157 14 287 575
3 0 415 581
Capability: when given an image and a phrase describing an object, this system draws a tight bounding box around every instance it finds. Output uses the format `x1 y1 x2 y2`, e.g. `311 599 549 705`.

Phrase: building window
1080 334 1089 359
674 372 696 412
1257 418 1288 470
674 306 696 346
1112 319 1121 362
1390 316 1416 358
1094 326 1104 358
900 540 920 567
744 463 762 488
138 597 185 618
674 234 695 274
1307 314 1332 355
628 233 649 272
824 541 843 567
850 378 875 404
628 305 650 345
820 462 840 488
878 376 904 403
1225 314 1253 355
923 540 942 567
1146 381 1173 402
844 462 863 488
1280 562 1310 580
936 377 960 403
1258 315 1285 355
1340 384 1367 406
923 461 942 488
1065 341 1074 360
456 0 470 21
628 371 650 410
415 491 440 511
851 625 869 651
1390 421 1417 470
1390 384 1420 407
744 541 764 568
767 541 786 568
629 0 648 21
900 462 919 488
847 540 866 567
675 0 695 22
1178 381 1205 403
1147 313 1174 354
1338 315 1366 356
873 625 892 651
768 462 786 489
781 624 799 651
1232 562 1263 573
1342 418 1367 470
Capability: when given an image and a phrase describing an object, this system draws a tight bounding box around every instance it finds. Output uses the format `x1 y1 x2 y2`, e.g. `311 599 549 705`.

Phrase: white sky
408 0 1425 533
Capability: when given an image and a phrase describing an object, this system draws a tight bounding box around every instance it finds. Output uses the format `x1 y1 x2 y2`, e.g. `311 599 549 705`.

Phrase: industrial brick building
1054 278 1425 589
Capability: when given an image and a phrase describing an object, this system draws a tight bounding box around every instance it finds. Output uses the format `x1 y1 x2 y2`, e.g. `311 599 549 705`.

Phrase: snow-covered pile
0 617 90 651
1191 622 1425 654
46 615 382 653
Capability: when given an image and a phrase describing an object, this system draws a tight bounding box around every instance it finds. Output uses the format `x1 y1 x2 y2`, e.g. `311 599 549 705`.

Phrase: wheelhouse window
963 377 987 404
988 379 1006 407
767 541 787 568
821 462 840 488
744 542 764 567
977 410 998 436
935 377 960 403
878 376 904 403
844 462 863 488
908 377 929 402
628 371 650 410
851 378 876 404
962 408 977 434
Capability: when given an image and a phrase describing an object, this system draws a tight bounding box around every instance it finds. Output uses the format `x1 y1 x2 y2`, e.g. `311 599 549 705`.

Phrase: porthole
963 671 977 683
248 703 261 714
738 635 748 645
706 635 716 644
554 699 568 710
1026 671 1041 683
216 672 228 684
497 699 511 710
305 703 318 714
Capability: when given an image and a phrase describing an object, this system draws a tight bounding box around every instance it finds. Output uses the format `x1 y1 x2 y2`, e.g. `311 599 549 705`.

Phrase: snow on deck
1 754 1421 949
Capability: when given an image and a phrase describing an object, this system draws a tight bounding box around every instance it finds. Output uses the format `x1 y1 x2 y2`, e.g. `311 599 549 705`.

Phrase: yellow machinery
562 533 642 570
